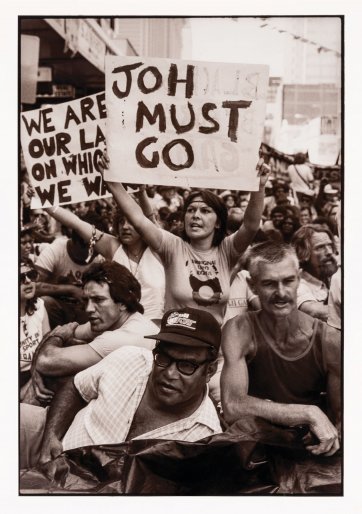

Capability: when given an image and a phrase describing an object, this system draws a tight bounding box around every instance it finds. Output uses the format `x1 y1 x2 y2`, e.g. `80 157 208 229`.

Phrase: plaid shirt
62 346 222 451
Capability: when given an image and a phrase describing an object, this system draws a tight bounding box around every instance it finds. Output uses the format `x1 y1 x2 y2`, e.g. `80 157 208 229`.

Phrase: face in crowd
300 208 312 225
308 231 338 280
149 342 216 410
20 233 34 260
20 263 38 303
83 280 123 333
184 196 220 242
274 186 288 203
249 256 300 319
73 202 89 218
271 210 285 230
117 217 142 247
31 210 48 230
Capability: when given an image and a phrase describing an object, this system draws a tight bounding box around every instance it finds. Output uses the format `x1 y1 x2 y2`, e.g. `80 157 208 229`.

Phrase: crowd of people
19 150 342 484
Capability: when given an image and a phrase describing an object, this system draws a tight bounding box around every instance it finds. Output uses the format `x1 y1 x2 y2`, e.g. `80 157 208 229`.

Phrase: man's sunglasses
152 347 211 376
20 269 38 284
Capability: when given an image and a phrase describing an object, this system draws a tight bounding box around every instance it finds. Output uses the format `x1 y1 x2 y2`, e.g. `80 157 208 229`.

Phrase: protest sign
20 92 110 208
105 56 269 191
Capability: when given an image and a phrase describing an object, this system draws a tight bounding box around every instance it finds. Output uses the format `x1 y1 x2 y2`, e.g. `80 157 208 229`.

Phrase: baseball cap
324 184 339 195
145 307 221 352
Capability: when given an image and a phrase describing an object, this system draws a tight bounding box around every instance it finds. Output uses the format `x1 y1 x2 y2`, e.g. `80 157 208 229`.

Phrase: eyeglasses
20 269 38 284
152 348 211 376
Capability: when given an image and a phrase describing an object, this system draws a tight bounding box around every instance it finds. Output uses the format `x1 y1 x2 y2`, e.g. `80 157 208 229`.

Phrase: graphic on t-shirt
185 257 223 306
20 331 41 364
189 274 222 306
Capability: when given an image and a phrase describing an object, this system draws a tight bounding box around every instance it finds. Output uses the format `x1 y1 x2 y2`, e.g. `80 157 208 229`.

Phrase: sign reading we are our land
20 92 110 207
105 56 269 191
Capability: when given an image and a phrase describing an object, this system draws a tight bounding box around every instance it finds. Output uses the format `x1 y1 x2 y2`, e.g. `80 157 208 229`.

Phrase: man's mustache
270 295 292 303
320 256 337 265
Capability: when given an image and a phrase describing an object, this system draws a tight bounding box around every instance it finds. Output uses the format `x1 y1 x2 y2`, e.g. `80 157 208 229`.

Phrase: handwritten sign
20 92 110 208
105 56 269 191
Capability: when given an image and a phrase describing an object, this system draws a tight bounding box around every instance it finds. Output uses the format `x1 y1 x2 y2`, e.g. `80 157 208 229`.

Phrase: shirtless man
221 241 341 456
20 307 222 471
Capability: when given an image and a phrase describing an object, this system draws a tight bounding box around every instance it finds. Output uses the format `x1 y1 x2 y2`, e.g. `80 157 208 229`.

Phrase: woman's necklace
125 247 144 276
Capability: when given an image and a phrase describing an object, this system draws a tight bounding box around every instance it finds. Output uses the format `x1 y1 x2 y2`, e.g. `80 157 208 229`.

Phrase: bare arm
42 308 50 335
299 301 328 321
38 377 87 465
100 153 162 250
221 315 340 455
45 206 119 261
324 325 341 430
232 159 269 254
135 186 159 225
35 323 102 377
35 267 84 301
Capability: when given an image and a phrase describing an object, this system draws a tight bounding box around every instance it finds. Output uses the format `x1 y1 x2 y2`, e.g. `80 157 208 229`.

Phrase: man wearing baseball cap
20 307 222 473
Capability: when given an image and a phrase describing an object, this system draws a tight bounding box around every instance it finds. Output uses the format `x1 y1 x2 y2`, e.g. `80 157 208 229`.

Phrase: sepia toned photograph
18 14 343 497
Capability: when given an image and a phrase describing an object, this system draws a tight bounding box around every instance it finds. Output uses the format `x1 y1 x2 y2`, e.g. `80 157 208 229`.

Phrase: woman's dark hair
82 261 144 314
181 190 228 246
20 258 38 316
294 152 307 165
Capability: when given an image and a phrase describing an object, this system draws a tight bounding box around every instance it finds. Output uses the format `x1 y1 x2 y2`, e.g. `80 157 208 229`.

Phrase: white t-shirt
112 246 165 320
88 312 159 358
20 298 46 372
35 237 103 286
287 163 314 194
223 270 257 324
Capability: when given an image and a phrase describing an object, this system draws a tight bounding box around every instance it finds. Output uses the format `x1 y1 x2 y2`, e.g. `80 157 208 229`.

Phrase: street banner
20 92 110 208
105 56 269 191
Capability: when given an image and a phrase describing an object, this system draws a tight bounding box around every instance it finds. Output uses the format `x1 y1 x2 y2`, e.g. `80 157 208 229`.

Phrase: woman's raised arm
233 158 270 254
45 205 119 260
100 153 163 250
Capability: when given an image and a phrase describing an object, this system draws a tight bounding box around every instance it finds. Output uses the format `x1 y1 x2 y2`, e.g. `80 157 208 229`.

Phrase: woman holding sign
100 153 270 326
45 190 165 322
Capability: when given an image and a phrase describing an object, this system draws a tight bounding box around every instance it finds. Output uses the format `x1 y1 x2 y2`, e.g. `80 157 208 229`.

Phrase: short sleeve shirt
297 270 329 308
156 230 240 325
62 346 222 451
88 312 159 358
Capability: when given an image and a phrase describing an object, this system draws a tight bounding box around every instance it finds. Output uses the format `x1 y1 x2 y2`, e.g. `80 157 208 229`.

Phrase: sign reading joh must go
105 56 269 191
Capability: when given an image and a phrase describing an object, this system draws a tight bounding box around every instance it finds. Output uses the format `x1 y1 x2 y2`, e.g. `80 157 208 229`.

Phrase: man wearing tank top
221 241 340 457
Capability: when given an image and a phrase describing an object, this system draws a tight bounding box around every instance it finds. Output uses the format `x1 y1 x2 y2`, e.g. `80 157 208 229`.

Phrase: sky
182 17 341 83
182 17 285 74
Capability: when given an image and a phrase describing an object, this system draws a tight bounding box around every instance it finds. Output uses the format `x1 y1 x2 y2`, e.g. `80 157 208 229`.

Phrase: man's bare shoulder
224 311 253 331
222 312 254 356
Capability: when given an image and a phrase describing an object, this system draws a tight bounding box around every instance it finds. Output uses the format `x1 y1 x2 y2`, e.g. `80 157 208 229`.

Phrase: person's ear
246 276 258 296
205 360 218 382
118 303 127 312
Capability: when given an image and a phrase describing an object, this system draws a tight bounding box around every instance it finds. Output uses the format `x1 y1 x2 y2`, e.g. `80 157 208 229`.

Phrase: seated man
291 224 338 321
29 261 159 403
20 307 222 470
35 212 108 329
221 241 340 457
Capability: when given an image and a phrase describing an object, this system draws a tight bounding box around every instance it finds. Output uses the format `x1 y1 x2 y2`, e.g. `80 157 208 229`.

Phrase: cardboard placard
20 92 110 208
105 56 269 191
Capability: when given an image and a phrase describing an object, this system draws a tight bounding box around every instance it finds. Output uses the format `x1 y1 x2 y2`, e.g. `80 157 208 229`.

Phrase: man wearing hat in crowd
20 307 222 471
